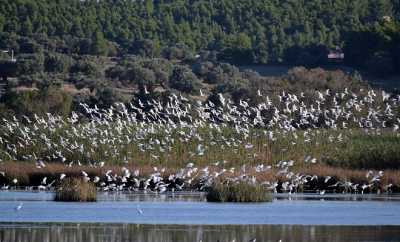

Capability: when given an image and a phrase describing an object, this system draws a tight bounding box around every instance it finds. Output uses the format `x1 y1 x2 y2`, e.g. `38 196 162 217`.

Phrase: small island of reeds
55 178 97 202
206 182 272 203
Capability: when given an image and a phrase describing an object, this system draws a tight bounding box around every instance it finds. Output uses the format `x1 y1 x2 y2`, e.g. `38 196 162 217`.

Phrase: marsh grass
1 114 400 171
325 133 400 169
206 182 272 202
54 178 96 202
1 127 400 193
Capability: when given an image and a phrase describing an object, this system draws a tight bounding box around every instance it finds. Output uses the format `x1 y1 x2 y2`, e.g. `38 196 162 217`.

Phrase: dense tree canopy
0 0 397 64
345 19 400 76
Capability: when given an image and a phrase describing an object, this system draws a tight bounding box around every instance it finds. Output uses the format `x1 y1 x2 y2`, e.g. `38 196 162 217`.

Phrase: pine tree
92 31 108 56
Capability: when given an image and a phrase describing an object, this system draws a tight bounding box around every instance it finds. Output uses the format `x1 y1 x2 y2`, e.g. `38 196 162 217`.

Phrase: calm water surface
1 223 399 242
0 191 399 242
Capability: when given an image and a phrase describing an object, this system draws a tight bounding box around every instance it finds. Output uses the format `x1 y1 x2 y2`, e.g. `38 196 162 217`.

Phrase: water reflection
0 191 207 202
1 223 399 242
97 191 207 202
1 191 400 202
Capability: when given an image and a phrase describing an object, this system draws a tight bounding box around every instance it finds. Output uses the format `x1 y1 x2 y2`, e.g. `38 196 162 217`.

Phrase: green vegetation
0 117 385 170
326 133 400 169
0 0 398 118
0 92 397 172
207 182 272 203
55 178 96 202
0 54 367 119
0 0 397 64
345 19 400 77
3 86 72 117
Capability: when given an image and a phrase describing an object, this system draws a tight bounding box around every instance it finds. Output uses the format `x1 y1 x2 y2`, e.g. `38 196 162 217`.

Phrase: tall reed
206 182 272 202
54 178 96 202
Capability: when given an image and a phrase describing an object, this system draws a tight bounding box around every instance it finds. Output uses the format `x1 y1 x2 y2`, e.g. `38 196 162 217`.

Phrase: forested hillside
0 0 397 64
0 0 399 117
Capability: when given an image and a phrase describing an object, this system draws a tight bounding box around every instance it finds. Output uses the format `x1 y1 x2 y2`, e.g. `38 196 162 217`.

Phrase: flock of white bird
0 88 399 194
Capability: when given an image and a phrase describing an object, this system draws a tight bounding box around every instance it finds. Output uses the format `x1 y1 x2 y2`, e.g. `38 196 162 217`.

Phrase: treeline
0 0 397 64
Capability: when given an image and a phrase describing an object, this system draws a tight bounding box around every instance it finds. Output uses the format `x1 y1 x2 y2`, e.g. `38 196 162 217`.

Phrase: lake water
0 191 399 242
1 223 399 242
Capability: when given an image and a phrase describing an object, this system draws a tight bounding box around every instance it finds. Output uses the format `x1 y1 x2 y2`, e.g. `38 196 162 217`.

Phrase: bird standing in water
15 202 23 211
136 205 143 215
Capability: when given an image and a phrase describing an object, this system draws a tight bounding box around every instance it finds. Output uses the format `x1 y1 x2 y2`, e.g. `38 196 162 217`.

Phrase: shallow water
0 192 399 242
1 191 400 225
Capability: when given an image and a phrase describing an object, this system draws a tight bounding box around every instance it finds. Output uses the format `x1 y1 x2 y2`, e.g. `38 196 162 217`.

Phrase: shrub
55 178 96 202
206 182 272 203
3 87 72 117
70 60 100 77
44 53 73 73
16 53 45 75
130 39 161 58
162 44 193 61
170 66 201 94
94 87 123 108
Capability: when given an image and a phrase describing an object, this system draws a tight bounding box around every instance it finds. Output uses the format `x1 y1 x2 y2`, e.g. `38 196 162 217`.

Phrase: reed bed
206 182 272 202
1 127 398 170
54 178 96 202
